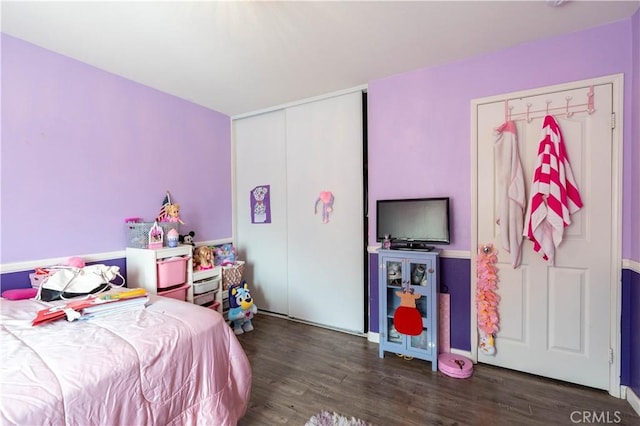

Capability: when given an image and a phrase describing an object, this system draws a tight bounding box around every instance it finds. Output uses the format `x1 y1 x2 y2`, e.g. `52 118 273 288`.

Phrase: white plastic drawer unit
193 267 222 295
193 290 216 306
193 277 220 295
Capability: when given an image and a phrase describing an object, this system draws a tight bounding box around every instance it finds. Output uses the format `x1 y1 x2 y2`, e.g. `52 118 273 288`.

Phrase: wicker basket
125 222 180 248
222 261 245 290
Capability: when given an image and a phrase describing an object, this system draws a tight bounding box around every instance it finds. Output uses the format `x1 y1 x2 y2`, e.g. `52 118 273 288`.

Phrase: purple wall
1 34 233 264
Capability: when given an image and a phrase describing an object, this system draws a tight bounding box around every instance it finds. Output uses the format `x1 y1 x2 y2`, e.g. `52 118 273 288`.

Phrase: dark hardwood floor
235 314 638 426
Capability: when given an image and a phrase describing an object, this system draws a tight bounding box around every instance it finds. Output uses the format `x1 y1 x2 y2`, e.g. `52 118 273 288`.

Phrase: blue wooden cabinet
378 249 439 371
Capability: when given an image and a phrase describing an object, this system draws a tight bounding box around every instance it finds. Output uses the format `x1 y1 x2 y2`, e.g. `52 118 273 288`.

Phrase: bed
0 294 252 425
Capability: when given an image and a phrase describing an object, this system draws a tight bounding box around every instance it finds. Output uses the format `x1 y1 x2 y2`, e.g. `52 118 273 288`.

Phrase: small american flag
155 191 172 222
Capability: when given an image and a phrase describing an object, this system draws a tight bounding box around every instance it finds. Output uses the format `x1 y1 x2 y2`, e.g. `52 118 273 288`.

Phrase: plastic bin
193 291 216 306
193 277 219 295
158 283 189 301
157 256 188 289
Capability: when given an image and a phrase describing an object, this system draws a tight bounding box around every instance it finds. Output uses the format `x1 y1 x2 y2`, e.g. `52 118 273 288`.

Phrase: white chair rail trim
1 238 233 274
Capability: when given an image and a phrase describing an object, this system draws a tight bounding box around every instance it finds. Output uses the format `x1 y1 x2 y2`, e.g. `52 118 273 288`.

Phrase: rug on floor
305 410 372 426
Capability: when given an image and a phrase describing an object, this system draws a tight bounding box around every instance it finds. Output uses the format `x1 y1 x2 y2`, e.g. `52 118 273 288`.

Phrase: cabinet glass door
409 261 434 355
383 258 403 346
386 317 402 344
409 329 432 352
408 293 432 354
385 259 403 287
408 260 429 286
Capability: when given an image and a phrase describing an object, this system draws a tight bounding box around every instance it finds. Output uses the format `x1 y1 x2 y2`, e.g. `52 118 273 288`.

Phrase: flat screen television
376 197 450 250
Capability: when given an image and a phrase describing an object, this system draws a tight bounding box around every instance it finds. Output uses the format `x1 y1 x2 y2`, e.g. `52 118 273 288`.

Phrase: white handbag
37 264 125 302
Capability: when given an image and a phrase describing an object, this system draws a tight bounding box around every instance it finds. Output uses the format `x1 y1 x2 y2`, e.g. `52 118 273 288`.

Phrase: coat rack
504 86 595 123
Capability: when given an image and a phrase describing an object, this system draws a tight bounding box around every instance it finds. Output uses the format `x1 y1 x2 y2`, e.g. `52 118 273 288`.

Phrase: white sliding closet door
234 110 289 315
286 92 364 333
233 90 364 333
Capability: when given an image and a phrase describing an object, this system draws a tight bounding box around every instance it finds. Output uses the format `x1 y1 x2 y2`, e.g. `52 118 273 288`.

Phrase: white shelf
126 245 223 314
193 266 223 314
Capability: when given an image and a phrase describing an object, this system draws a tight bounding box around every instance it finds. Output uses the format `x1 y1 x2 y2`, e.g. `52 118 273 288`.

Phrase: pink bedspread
0 295 251 425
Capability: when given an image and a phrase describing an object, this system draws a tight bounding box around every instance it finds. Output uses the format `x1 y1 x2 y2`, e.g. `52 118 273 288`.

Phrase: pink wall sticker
314 191 334 224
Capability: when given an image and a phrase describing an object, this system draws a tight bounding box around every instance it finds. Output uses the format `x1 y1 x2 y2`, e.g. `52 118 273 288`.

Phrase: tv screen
376 197 450 246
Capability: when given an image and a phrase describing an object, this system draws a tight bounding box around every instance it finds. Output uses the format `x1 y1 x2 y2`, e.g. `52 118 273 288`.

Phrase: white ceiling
2 1 638 117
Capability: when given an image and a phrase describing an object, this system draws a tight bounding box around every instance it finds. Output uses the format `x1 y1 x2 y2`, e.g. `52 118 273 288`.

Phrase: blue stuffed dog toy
228 280 258 335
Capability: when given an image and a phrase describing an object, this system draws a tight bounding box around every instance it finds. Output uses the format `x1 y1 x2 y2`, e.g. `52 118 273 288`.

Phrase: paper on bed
31 288 148 325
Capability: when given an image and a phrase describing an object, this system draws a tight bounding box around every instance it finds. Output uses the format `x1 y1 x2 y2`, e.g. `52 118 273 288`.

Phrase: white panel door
286 92 364 333
234 110 289 315
476 82 615 390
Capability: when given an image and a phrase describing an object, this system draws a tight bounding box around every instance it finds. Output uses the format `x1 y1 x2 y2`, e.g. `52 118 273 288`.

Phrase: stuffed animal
228 280 258 335
179 231 195 246
479 333 496 356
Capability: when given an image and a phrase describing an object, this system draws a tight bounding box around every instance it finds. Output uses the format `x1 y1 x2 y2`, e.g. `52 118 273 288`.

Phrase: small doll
193 246 213 271
166 203 185 225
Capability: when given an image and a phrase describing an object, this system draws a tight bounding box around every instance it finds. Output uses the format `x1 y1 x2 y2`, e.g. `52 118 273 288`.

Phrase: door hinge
609 348 614 364
611 113 616 129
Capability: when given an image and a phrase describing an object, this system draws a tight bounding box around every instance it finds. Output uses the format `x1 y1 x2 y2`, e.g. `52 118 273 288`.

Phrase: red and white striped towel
523 115 583 263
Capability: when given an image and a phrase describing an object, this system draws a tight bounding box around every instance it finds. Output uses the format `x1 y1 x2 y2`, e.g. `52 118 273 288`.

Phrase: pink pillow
2 288 38 300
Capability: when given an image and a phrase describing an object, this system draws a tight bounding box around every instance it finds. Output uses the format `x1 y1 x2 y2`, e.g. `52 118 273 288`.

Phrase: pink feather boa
476 243 500 335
